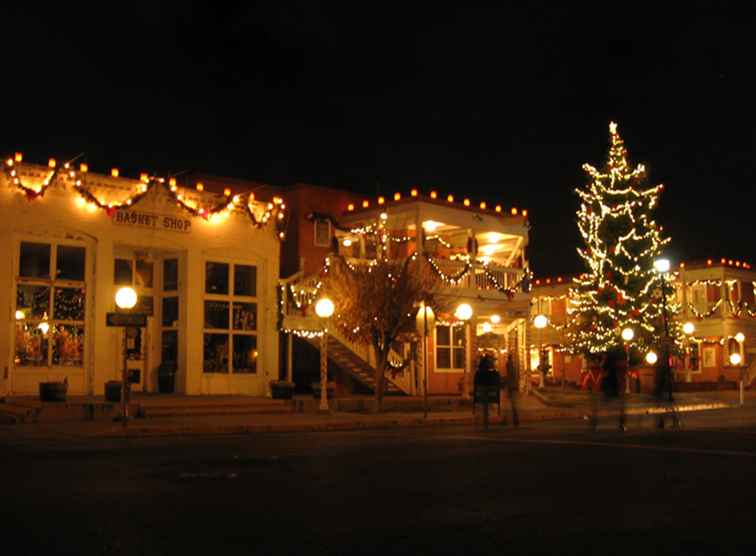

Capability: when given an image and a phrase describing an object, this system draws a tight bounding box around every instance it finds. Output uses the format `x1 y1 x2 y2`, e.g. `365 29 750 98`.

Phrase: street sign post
106 312 147 426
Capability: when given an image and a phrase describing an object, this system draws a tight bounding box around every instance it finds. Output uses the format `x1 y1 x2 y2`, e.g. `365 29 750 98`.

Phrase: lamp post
621 327 634 394
732 332 746 406
653 258 673 402
533 314 548 389
416 303 435 418
683 321 695 383
315 297 335 411
455 302 473 399
115 286 137 426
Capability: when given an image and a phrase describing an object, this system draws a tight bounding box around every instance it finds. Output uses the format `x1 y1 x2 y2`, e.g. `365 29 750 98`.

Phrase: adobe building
1 156 284 397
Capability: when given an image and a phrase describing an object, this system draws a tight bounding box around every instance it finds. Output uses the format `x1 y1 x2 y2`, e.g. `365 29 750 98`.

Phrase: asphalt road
3 409 756 555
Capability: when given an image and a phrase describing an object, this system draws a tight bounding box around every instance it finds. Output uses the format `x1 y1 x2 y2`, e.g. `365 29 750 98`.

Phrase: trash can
105 381 122 402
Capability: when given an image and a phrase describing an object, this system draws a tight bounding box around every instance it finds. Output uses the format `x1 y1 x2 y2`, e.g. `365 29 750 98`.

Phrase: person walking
474 353 500 429
505 353 520 427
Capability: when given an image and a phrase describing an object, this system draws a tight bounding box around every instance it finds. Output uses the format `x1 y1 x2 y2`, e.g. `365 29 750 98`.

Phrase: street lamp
645 350 658 365
315 297 335 411
621 327 634 394
732 333 746 406
683 321 695 383
115 286 137 425
533 314 548 389
416 303 435 418
455 303 473 399
653 257 673 402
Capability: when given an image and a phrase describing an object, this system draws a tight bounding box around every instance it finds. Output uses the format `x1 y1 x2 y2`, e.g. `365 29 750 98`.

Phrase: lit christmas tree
567 122 682 356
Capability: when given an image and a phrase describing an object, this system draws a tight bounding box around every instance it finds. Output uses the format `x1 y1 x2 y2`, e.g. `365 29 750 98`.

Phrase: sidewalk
0 395 577 441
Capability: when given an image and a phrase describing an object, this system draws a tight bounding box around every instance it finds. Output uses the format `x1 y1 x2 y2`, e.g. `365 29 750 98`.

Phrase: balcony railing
430 258 525 293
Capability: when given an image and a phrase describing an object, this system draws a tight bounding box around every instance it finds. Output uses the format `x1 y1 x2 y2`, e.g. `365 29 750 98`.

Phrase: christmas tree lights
567 122 684 355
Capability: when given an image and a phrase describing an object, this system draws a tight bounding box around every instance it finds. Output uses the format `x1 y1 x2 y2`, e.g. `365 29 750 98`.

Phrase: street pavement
2 400 756 555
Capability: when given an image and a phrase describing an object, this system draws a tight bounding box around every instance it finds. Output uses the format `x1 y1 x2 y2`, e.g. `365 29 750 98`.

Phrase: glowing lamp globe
533 314 548 329
683 322 695 335
653 258 671 273
115 286 138 310
735 332 745 343
481 322 492 334
729 352 742 366
15 310 25 320
621 327 634 342
645 351 658 365
455 303 473 321
37 321 50 335
490 314 501 324
315 298 335 319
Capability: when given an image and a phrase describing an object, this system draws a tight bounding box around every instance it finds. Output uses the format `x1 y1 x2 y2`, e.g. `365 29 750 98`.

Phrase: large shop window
203 261 258 374
435 324 465 371
15 241 86 367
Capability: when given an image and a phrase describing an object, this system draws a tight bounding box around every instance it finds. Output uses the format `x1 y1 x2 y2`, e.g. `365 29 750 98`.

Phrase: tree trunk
374 350 388 413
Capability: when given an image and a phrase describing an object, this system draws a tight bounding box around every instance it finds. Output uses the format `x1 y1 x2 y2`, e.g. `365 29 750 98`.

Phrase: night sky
3 3 754 276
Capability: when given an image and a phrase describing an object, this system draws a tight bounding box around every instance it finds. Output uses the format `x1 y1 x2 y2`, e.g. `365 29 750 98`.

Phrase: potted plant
39 377 68 402
158 361 177 393
270 380 296 399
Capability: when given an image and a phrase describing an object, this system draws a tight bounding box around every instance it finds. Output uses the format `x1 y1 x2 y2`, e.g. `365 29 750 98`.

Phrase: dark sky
3 2 755 276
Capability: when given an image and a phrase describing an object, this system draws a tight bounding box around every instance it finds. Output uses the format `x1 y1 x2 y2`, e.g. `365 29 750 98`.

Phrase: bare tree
323 253 442 411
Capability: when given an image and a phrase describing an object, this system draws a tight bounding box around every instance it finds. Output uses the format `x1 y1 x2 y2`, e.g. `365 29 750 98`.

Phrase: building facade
529 259 756 390
1 159 283 397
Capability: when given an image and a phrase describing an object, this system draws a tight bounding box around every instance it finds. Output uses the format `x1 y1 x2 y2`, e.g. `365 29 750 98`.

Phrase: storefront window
162 296 179 327
135 260 153 288
435 324 465 371
205 262 229 294
162 330 178 363
233 335 257 373
203 261 258 374
20 242 50 278
56 245 85 281
53 287 85 321
114 259 133 285
163 259 178 291
234 265 256 296
16 285 50 319
15 241 86 368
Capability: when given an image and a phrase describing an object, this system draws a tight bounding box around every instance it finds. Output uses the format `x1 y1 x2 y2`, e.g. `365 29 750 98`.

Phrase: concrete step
141 404 294 418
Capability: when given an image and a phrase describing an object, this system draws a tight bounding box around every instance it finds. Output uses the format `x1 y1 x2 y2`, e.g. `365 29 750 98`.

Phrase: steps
307 335 405 395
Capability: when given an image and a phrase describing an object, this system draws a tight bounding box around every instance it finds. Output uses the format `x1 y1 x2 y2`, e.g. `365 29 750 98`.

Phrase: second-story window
314 219 331 247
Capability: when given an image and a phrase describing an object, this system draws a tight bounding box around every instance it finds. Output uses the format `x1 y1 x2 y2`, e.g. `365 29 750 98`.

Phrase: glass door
159 257 180 393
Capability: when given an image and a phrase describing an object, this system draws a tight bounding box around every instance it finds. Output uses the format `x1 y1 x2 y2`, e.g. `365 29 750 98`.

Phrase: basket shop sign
113 209 192 233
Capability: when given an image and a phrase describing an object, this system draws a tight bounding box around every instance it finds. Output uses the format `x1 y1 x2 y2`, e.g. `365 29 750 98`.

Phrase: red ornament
106 207 117 217
25 189 40 201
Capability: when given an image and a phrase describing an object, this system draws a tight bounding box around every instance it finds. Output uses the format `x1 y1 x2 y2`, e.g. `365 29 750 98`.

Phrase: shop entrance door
114 250 182 393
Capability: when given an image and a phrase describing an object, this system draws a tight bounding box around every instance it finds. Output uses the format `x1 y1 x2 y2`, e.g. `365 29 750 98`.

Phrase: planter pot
271 382 295 400
158 374 175 394
311 382 335 399
105 381 122 402
39 381 67 402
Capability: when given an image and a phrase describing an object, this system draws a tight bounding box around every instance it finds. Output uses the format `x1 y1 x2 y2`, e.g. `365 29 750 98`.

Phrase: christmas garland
3 157 289 239
687 299 722 319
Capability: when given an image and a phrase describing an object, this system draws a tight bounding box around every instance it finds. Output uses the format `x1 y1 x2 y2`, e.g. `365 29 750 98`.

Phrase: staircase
305 334 405 395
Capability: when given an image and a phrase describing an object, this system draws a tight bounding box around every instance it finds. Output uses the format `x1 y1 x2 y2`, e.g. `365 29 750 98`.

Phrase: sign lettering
113 210 192 233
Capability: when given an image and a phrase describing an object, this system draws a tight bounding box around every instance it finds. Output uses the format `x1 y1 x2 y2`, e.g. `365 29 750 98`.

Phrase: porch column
286 332 293 383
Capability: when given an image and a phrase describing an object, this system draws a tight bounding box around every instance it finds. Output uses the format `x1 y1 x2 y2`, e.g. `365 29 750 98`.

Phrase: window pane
204 301 229 329
16 285 50 319
135 295 153 316
162 296 179 327
56 245 85 281
52 324 84 366
203 333 229 373
205 262 229 294
163 259 178 291
314 220 330 246
15 322 48 366
20 242 50 279
436 325 450 347
436 347 451 368
452 327 466 348
233 302 257 331
453 347 465 369
53 287 85 321
234 265 257 296
114 259 133 285
161 330 178 363
135 260 153 288
233 335 257 374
